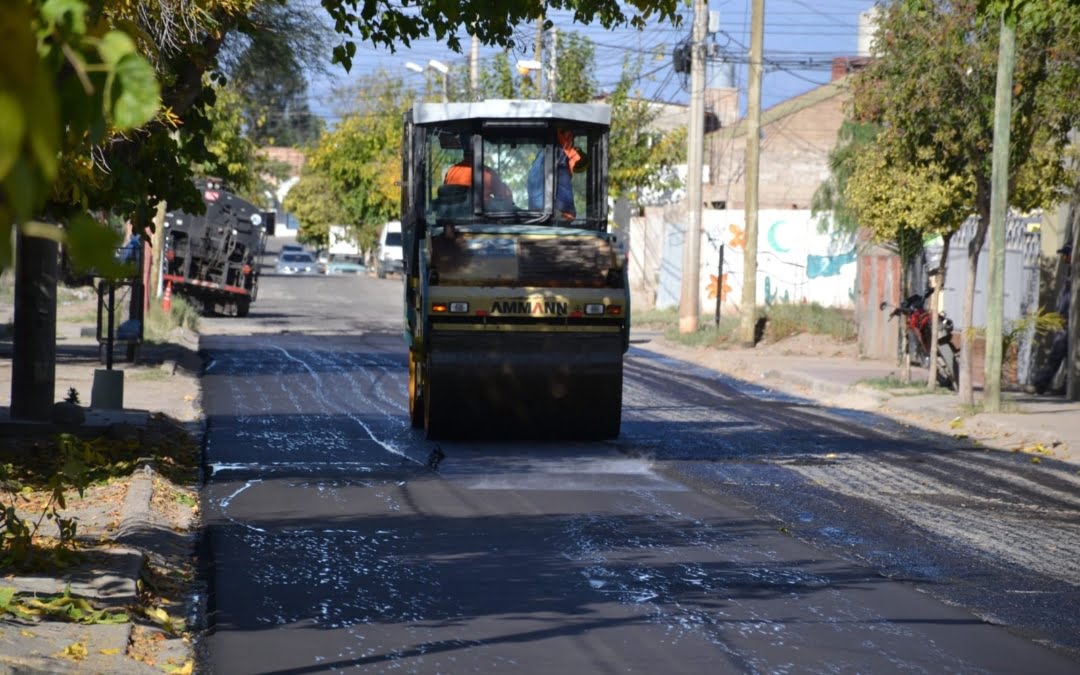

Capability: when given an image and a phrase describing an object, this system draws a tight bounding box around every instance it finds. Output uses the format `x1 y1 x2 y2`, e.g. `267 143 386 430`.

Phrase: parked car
327 257 366 275
275 251 316 274
376 220 403 278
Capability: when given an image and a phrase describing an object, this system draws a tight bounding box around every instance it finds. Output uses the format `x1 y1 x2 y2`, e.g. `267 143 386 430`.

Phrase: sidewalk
1 291 202 674
636 333 1080 466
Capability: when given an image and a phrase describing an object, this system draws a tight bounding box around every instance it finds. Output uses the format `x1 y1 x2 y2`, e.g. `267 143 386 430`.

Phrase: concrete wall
630 206 858 313
706 91 847 210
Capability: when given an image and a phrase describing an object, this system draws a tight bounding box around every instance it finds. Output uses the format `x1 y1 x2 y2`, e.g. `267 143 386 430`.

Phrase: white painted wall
636 207 857 311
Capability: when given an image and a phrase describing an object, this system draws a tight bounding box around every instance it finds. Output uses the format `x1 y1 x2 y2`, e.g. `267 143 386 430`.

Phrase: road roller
400 100 630 439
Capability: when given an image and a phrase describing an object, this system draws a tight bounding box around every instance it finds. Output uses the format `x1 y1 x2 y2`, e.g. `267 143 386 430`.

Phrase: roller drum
423 331 623 440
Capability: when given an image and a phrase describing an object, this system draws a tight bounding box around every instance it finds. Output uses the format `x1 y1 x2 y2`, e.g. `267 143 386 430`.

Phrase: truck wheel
235 298 250 318
408 351 424 428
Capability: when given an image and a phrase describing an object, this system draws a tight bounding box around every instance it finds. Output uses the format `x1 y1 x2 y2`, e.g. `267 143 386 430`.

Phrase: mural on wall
699 210 857 311
706 273 732 301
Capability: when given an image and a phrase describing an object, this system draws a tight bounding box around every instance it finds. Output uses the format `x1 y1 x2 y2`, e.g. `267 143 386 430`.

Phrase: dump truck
401 100 630 439
162 179 266 317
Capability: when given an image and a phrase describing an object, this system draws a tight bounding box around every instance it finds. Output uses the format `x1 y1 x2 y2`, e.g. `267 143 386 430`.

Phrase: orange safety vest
444 163 511 202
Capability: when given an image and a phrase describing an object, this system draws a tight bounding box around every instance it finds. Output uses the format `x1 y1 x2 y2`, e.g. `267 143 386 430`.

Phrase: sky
305 0 876 124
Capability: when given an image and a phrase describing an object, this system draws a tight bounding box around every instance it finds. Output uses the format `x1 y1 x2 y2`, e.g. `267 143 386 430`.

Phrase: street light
516 60 542 99
428 59 449 103
404 60 448 103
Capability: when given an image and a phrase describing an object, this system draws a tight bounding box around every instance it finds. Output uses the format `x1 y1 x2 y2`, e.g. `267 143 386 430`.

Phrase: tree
221 2 329 148
321 0 681 71
191 83 259 193
851 0 1080 405
606 58 686 204
811 121 879 237
478 52 520 100
294 74 411 253
845 142 973 385
283 173 349 249
551 31 598 103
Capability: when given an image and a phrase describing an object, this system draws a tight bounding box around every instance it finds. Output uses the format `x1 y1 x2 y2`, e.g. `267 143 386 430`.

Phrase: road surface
196 270 1080 673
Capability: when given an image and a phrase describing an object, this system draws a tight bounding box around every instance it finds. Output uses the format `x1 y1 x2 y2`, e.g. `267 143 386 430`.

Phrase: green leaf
40 0 87 34
25 67 61 181
97 30 137 67
0 91 25 180
108 53 159 129
0 586 15 610
64 212 129 279
2 157 41 223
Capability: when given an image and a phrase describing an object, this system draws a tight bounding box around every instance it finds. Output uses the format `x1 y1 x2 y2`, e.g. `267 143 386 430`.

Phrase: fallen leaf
20 630 35 638
58 642 88 661
824 452 838 459
99 648 122 655
949 416 964 429
1030 456 1042 464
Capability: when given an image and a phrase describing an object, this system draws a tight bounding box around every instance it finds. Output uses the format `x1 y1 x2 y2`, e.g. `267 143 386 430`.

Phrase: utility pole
534 16 544 99
470 33 480 100
678 0 708 334
550 26 558 100
984 12 1017 412
739 0 765 346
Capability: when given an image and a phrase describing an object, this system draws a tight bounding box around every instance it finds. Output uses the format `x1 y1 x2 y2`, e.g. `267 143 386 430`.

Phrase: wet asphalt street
197 272 1080 674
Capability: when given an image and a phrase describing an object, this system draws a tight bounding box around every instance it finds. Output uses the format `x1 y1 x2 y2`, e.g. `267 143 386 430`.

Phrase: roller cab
401 101 629 439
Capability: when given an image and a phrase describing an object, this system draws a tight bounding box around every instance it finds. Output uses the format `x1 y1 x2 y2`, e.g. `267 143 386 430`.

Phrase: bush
144 296 199 342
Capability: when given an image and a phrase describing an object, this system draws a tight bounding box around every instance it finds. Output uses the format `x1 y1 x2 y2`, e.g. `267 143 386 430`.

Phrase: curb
763 368 890 407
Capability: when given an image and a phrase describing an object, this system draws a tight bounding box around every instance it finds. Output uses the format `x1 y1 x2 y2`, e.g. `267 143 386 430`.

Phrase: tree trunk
928 232 953 389
960 198 991 406
1068 196 1079 400
900 252 911 383
10 233 58 420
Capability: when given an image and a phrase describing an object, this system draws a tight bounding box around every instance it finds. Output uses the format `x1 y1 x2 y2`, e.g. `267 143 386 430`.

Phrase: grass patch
129 369 171 382
144 296 199 343
764 302 855 342
859 375 952 394
959 401 1021 415
633 302 855 345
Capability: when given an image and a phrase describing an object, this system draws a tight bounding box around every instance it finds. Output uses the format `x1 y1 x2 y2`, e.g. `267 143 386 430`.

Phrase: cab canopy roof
412 100 611 127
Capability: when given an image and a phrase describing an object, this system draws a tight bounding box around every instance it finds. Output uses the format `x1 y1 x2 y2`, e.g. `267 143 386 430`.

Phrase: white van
376 220 403 278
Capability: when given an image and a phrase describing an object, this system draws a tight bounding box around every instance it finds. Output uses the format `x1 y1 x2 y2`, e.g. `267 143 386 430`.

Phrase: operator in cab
443 134 513 205
528 127 588 220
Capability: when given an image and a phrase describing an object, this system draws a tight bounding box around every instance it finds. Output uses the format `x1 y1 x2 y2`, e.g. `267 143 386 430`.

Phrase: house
629 59 864 312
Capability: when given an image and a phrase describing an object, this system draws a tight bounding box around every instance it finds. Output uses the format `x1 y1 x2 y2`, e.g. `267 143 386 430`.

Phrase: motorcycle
880 289 960 391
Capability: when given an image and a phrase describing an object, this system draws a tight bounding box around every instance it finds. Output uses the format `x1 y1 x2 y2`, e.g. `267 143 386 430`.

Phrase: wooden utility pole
984 13 1017 412
678 0 708 334
534 16 544 98
550 26 558 100
10 233 58 420
470 34 480 100
739 0 765 346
